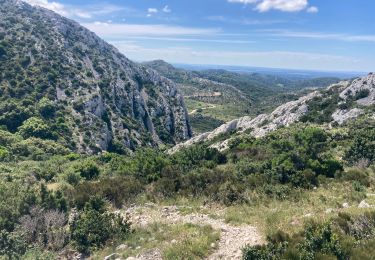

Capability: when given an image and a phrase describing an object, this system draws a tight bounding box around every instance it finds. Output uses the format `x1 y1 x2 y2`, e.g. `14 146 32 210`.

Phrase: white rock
104 253 120 260
342 202 349 208
116 244 127 250
358 200 371 208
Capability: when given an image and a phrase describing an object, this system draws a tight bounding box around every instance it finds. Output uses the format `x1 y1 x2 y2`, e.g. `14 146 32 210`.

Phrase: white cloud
113 36 254 44
256 0 308 12
148 8 158 13
307 6 319 13
261 29 375 42
83 22 221 37
228 0 258 4
23 0 126 19
228 0 318 13
163 5 171 13
24 0 67 15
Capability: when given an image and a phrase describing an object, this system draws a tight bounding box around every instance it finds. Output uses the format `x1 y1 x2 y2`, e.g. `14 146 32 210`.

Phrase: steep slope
144 60 252 133
0 0 191 154
170 73 375 153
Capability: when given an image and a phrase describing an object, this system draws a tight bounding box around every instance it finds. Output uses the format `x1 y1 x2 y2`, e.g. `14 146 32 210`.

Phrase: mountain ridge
0 0 191 153
169 73 375 153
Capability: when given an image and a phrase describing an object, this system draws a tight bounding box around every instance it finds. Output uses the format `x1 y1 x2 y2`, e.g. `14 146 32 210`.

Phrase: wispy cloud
112 36 255 44
206 16 285 25
163 5 172 13
83 22 221 37
111 42 362 71
228 0 318 13
306 6 319 13
23 0 127 19
260 29 375 42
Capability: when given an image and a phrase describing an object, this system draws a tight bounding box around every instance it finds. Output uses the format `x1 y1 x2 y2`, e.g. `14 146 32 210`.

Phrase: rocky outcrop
340 73 375 106
332 108 364 125
170 74 375 153
0 0 191 153
169 91 320 153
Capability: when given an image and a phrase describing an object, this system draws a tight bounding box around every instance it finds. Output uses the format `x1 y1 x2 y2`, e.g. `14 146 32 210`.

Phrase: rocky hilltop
170 73 375 153
0 0 191 153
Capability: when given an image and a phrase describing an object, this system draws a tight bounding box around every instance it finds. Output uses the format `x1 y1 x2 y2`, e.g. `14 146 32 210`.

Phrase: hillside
0 0 191 154
170 73 375 153
145 60 341 134
1 75 374 259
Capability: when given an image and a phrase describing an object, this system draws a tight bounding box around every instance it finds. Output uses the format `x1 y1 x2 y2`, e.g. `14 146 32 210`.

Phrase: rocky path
124 205 262 260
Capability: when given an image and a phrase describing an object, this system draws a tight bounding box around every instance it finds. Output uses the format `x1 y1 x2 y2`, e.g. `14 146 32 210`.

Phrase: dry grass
92 222 219 260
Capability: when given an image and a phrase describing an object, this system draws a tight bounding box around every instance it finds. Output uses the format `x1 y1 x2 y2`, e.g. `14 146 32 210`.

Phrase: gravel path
124 205 262 260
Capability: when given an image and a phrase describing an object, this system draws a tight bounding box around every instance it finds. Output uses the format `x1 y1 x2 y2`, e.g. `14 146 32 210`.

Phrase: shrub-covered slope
171 73 375 152
0 0 191 154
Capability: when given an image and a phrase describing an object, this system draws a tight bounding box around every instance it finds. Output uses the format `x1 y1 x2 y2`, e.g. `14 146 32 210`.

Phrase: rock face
169 91 320 153
339 73 375 106
332 108 364 125
0 0 191 153
170 73 375 153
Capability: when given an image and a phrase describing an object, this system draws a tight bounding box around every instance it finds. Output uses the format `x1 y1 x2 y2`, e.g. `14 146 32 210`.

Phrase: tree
38 98 56 118
74 160 100 180
18 117 55 140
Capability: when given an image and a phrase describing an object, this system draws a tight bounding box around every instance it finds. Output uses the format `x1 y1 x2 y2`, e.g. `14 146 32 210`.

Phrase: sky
24 0 375 72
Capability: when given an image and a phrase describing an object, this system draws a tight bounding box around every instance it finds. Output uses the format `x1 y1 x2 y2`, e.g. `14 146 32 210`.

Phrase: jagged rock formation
169 91 320 153
0 0 191 153
170 73 375 153
339 73 375 106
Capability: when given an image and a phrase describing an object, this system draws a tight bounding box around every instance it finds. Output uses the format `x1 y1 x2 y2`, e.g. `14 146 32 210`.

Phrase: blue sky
25 0 375 72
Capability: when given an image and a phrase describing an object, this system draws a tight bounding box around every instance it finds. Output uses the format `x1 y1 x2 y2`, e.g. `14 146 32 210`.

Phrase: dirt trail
124 205 262 260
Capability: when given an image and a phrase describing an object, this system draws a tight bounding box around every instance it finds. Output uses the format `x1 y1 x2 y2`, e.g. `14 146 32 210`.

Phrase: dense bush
71 197 131 254
243 212 375 260
70 176 143 209
18 117 55 140
73 160 100 180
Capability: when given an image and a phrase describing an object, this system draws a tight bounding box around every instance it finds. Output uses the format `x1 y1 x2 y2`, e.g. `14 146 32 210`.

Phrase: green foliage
71 197 131 253
229 126 342 189
38 97 56 118
345 132 375 165
70 176 143 209
354 89 370 100
0 146 10 161
243 212 375 260
300 222 346 260
73 160 100 180
173 144 227 170
243 242 287 260
18 117 55 140
0 230 27 258
300 94 340 124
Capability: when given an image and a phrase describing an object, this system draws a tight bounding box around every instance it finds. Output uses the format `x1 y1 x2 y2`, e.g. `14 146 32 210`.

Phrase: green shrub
71 176 143 209
0 230 27 259
74 160 100 180
18 117 55 140
338 168 370 186
38 97 56 118
71 198 131 253
243 242 287 260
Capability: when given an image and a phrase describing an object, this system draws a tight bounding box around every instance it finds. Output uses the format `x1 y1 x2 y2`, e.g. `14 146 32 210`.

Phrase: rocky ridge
170 73 375 153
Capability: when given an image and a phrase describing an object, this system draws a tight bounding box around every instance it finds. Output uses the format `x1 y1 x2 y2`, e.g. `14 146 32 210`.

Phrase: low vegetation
0 115 373 258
